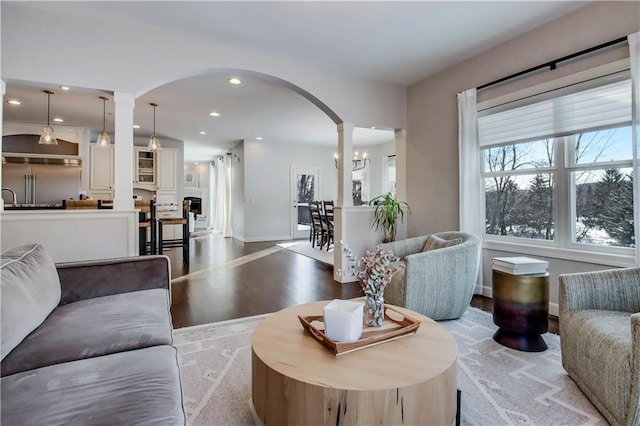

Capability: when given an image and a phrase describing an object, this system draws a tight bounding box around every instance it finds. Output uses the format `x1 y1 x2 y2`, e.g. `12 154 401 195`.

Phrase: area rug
276 240 333 265
173 307 605 426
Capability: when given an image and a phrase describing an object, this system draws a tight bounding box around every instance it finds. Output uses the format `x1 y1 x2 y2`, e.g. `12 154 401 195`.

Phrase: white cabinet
156 148 178 191
133 147 156 190
89 144 113 200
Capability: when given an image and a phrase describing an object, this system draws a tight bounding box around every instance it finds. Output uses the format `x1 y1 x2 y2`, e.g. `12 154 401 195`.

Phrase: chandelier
334 152 370 171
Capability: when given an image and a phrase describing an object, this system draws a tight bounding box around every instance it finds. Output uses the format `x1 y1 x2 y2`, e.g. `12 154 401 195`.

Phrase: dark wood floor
167 231 559 334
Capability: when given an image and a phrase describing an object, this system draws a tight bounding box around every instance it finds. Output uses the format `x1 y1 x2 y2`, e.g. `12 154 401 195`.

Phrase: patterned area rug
276 241 333 265
173 307 605 425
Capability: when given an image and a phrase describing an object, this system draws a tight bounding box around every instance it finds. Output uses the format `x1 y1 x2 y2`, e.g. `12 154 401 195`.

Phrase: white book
491 257 548 275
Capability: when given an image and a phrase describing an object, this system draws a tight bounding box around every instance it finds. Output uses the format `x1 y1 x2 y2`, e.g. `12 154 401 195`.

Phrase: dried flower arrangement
338 241 405 327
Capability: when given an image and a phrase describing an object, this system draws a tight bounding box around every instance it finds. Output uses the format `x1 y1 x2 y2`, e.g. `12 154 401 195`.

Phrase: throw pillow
1 243 61 361
422 235 463 252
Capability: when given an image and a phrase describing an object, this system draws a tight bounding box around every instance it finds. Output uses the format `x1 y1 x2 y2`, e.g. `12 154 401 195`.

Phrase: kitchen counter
1 209 138 262
4 204 65 210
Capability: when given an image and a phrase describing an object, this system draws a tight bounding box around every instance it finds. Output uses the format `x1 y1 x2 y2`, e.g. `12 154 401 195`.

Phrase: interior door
291 166 319 239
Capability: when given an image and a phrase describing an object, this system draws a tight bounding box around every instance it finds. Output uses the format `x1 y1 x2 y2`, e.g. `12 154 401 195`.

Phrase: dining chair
309 201 326 249
322 200 334 251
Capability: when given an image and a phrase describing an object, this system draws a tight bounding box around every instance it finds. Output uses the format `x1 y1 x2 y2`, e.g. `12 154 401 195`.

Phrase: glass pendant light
148 103 161 152
38 90 58 145
96 96 111 147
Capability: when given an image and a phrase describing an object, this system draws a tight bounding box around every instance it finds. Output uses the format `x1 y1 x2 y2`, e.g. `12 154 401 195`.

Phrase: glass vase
365 292 385 327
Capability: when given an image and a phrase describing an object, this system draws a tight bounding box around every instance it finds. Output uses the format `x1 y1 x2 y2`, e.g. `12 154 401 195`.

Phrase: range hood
2 134 82 166
2 153 82 166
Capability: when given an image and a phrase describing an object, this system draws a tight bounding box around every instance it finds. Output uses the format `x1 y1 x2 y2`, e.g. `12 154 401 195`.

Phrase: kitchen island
1 209 137 262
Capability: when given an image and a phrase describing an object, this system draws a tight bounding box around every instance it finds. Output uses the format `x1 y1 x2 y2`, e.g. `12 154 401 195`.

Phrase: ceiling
2 1 589 162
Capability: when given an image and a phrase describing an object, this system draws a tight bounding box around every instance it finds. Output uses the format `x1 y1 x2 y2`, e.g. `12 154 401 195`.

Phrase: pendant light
148 103 161 152
96 96 111 147
38 90 58 145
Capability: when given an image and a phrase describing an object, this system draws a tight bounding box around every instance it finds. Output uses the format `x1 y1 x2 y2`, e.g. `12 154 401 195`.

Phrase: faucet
2 188 17 206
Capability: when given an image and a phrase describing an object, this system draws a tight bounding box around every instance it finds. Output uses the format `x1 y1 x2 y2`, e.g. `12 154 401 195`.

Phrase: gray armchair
380 231 480 320
559 268 640 426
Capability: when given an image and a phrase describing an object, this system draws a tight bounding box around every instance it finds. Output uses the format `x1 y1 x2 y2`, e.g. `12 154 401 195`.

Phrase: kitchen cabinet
156 148 178 191
89 145 113 200
134 147 156 190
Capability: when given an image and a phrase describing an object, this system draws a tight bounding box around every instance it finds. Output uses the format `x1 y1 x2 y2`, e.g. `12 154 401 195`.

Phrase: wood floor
167 231 558 334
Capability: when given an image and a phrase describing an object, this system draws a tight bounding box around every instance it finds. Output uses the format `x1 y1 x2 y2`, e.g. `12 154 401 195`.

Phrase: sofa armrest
559 267 640 315
55 255 171 306
630 313 640 425
380 235 429 260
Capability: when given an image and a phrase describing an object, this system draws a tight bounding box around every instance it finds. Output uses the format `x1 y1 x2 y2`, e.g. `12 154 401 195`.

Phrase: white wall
356 141 395 201
242 140 338 241
231 142 245 240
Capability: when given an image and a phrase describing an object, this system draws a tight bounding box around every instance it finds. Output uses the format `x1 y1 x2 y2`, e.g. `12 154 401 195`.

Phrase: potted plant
370 192 410 243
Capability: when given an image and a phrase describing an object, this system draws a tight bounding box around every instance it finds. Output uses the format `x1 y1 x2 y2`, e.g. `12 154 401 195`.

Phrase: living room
2 1 640 425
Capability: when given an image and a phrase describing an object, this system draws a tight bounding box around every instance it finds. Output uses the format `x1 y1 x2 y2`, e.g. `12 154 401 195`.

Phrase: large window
478 75 633 255
482 126 633 249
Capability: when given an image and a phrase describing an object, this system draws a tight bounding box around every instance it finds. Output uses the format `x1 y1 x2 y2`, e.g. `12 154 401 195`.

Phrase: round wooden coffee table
251 300 458 425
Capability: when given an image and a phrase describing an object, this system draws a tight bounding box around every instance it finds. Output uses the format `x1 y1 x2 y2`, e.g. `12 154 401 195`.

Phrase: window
479 75 633 255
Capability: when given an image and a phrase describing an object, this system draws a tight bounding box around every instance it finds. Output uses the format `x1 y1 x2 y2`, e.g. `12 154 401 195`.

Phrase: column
113 92 135 210
0 80 5 210
337 122 354 207
394 129 407 240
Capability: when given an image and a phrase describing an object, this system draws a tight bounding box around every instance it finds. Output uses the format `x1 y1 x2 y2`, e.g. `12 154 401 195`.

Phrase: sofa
380 231 480 320
559 267 640 426
1 243 186 425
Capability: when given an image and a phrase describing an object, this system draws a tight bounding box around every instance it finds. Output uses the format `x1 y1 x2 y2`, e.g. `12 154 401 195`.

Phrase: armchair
559 268 640 426
380 231 480 320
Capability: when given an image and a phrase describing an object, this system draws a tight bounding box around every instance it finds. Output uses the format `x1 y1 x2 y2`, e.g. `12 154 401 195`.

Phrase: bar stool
158 200 190 264
135 199 156 255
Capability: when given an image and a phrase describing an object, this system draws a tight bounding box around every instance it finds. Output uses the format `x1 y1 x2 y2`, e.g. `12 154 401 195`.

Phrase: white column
394 129 408 240
113 92 135 210
337 122 354 207
0 80 5 211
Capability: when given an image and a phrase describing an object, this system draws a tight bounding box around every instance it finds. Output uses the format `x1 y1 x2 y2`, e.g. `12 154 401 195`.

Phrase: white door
291 166 319 239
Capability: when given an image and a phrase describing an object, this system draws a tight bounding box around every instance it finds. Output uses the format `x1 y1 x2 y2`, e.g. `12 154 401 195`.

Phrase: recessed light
195 162 199 165
199 131 206 135
53 117 64 123
209 111 221 117
370 126 376 129
60 86 70 91
133 124 141 129
256 137 263 141
228 78 242 85
6 99 21 105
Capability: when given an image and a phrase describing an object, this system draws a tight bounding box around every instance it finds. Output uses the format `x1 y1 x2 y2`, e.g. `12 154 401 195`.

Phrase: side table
492 269 549 352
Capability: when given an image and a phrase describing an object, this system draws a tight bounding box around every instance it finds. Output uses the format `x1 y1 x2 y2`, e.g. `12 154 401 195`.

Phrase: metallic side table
492 269 549 352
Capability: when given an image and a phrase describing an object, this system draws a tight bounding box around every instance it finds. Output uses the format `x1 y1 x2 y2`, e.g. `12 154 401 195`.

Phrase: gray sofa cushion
1 243 61 361
1 345 186 425
1 288 172 376
562 309 632 425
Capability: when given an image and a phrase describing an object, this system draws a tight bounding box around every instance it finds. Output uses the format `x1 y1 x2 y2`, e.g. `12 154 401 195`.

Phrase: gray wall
231 143 245 239
242 140 338 241
406 1 640 311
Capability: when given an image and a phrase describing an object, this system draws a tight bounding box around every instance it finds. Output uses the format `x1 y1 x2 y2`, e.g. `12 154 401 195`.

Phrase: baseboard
240 235 292 243
480 286 559 317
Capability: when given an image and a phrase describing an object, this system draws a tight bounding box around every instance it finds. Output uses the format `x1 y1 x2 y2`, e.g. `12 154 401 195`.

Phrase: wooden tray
298 305 421 356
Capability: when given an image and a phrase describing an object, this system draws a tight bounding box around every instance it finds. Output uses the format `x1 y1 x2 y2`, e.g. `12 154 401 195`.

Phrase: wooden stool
135 200 156 255
157 200 190 264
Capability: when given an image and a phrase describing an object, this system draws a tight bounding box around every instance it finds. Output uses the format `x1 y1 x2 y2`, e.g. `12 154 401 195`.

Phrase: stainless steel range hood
2 153 82 167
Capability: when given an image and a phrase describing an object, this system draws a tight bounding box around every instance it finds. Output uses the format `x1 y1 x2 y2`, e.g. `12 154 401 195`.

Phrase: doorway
291 166 319 239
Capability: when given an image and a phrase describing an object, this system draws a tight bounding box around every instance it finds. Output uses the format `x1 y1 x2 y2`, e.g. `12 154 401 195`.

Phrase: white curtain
207 162 215 230
457 88 483 294
629 32 640 264
213 154 232 237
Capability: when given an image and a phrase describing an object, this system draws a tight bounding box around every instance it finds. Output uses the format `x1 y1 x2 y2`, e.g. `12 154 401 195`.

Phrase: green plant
370 192 410 243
